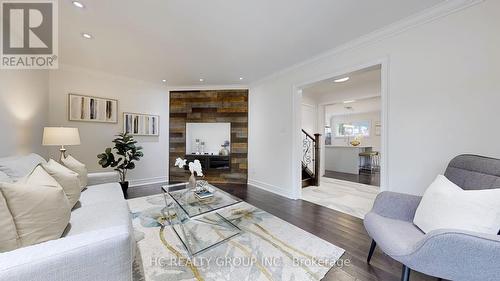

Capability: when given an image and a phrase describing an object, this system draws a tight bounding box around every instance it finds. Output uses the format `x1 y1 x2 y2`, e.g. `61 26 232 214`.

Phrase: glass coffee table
161 182 242 257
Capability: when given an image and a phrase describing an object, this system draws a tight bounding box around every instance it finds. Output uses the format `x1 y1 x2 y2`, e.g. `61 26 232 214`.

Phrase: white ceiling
325 97 381 120
302 66 381 104
59 0 444 86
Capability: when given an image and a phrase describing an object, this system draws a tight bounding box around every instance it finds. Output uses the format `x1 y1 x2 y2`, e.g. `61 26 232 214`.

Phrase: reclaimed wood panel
169 90 248 184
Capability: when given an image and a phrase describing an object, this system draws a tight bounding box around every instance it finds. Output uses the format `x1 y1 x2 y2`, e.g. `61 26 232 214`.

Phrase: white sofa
0 154 135 281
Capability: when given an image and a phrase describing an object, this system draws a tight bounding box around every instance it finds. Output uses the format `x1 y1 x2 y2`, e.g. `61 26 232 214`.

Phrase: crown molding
251 0 485 87
167 85 249 91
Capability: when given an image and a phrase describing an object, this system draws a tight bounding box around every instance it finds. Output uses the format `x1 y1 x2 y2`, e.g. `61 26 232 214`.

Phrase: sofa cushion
65 200 131 237
61 155 88 190
0 166 71 251
0 154 46 180
79 183 124 207
87 172 119 186
43 159 81 208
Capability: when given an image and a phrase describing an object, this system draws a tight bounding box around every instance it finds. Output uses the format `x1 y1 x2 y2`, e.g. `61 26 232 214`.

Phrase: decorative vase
350 140 361 146
188 173 196 189
219 145 229 156
120 181 129 199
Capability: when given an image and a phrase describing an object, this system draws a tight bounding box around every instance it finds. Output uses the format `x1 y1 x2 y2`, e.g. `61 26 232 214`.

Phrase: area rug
302 177 379 219
128 194 345 281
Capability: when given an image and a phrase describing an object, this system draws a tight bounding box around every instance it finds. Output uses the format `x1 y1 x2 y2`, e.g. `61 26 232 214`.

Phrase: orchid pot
175 158 204 189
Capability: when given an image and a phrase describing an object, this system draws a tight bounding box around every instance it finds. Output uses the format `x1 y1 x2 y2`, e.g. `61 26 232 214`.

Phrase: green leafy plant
97 133 144 183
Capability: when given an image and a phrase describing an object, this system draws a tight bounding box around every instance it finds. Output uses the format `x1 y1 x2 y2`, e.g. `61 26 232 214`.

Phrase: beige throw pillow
61 155 88 190
0 192 19 252
0 166 71 252
43 159 81 207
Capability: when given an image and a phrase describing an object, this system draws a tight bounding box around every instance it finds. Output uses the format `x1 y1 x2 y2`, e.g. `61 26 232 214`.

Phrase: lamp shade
42 127 81 146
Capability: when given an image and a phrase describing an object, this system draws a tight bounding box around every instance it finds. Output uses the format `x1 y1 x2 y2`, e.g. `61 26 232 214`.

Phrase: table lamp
42 127 81 160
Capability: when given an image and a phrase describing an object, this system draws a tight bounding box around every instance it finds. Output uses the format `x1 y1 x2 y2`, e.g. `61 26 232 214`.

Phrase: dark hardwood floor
324 170 380 187
128 183 437 281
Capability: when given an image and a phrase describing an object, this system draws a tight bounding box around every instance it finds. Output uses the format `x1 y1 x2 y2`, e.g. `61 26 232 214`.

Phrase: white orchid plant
175 157 204 177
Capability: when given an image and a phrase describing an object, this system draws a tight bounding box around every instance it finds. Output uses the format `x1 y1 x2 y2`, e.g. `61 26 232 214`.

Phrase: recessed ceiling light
72 1 85 8
343 100 356 104
199 78 204 82
162 79 167 83
334 77 350 83
81 33 93 39
239 77 244 81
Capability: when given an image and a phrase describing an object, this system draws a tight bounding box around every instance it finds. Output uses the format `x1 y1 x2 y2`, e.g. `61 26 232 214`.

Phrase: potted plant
175 158 203 188
97 133 144 198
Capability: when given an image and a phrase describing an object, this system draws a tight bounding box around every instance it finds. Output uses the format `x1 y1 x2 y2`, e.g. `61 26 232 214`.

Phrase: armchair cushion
364 212 425 256
399 229 500 281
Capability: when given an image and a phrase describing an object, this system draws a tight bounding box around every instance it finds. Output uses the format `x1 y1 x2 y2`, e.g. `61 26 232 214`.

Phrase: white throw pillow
61 155 88 190
0 153 46 180
0 171 13 183
414 175 500 234
0 166 71 252
43 159 81 208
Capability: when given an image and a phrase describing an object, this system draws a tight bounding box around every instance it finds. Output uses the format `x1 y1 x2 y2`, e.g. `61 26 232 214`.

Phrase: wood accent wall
169 90 248 184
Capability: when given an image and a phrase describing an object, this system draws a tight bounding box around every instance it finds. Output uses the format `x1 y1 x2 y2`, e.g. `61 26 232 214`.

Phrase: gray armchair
364 154 500 281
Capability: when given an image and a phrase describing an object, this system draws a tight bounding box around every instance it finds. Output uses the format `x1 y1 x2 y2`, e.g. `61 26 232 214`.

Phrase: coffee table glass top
161 182 242 257
162 182 242 218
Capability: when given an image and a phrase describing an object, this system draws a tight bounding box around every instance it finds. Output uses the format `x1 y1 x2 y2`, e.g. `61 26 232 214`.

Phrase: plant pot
120 181 129 199
188 174 196 189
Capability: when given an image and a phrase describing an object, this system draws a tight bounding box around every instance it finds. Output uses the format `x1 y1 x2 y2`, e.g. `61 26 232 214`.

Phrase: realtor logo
1 0 58 69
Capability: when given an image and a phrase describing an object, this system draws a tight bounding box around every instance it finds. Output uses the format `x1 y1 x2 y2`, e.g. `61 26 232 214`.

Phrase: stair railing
302 129 321 186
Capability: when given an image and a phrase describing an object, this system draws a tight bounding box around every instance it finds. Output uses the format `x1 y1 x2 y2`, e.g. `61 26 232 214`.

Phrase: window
335 121 370 137
324 126 332 145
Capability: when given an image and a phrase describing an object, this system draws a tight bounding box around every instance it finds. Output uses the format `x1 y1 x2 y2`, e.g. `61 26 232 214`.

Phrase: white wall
0 70 49 158
186 123 231 155
249 1 500 196
301 93 319 136
301 104 316 136
48 65 169 185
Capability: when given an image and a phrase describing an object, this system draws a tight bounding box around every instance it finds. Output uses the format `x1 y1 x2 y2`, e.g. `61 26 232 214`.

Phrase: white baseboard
129 176 168 187
248 179 295 199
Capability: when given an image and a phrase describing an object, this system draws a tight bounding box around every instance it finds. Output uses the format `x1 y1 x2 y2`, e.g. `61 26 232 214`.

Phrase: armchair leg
367 239 377 264
401 265 411 281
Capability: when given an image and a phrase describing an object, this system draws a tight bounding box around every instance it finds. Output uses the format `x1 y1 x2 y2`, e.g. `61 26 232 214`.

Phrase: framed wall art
68 93 118 123
123 112 160 136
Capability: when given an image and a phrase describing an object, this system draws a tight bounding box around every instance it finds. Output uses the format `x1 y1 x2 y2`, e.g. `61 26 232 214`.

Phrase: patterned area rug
302 177 379 219
128 194 345 281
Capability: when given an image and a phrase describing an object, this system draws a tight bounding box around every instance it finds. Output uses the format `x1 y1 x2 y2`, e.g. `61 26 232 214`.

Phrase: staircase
302 130 320 188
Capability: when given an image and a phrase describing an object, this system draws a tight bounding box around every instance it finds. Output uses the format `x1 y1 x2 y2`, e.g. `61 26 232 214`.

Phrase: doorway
293 61 388 219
